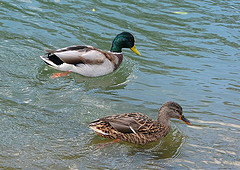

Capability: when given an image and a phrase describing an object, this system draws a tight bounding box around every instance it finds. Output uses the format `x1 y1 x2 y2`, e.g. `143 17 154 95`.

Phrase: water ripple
0 0 240 169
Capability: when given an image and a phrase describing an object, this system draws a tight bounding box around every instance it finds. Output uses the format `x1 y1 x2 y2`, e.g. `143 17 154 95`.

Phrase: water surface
0 0 240 169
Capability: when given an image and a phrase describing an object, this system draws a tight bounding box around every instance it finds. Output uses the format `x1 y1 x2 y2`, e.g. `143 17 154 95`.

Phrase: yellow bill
130 45 141 55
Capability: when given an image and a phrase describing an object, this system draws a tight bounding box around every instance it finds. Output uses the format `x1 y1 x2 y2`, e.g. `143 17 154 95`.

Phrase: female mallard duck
89 101 191 145
40 32 141 78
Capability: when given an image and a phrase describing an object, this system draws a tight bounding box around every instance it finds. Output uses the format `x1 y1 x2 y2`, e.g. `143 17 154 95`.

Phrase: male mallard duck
89 101 191 145
40 32 141 77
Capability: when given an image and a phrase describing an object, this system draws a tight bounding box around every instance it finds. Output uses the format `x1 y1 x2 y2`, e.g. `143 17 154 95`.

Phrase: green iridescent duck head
110 32 141 55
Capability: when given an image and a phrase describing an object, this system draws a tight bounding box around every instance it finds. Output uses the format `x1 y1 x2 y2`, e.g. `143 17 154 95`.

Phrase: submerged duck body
40 32 141 77
89 101 191 145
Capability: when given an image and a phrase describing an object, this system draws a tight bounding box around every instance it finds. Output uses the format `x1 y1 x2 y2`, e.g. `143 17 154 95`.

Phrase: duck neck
110 43 122 53
157 108 171 127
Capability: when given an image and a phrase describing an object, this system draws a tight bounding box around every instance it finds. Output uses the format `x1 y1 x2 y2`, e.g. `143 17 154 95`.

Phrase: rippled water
0 0 240 169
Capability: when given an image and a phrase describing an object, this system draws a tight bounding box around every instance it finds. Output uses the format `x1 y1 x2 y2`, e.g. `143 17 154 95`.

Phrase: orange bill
179 115 192 125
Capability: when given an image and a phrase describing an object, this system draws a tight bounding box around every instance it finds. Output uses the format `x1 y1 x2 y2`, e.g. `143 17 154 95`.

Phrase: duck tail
40 54 63 67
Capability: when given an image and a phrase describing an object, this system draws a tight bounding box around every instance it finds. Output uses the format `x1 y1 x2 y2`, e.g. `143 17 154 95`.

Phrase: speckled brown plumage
89 101 191 145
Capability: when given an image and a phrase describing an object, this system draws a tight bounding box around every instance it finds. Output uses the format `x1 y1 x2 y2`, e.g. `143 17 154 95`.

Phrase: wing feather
46 45 106 65
105 115 150 134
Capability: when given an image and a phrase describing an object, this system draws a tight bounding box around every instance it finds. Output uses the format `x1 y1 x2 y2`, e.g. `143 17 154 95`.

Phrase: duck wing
99 113 155 134
44 45 106 66
106 117 141 134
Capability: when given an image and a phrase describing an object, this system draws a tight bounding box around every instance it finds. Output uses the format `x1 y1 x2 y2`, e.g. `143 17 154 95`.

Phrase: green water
0 0 239 169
